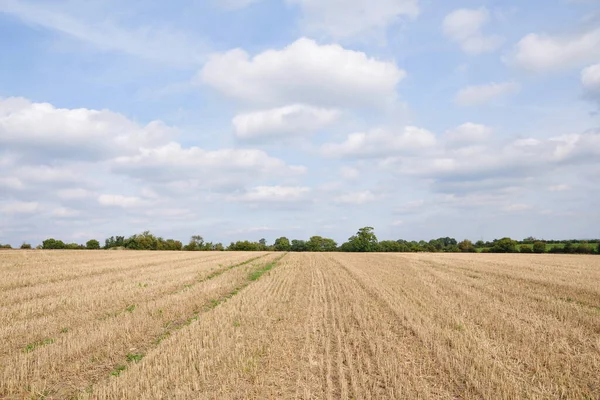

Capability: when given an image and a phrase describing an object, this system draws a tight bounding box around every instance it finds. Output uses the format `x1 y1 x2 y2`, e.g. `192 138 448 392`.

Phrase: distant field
1 251 599 399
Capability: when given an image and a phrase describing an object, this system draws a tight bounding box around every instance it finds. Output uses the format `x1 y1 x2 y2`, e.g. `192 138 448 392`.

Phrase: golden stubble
1 251 599 399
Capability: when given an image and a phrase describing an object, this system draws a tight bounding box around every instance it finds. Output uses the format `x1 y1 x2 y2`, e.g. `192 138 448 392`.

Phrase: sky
1 0 600 246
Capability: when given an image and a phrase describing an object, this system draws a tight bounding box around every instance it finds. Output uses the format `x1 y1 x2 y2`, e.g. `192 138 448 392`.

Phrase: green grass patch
126 353 144 362
23 338 54 353
110 364 127 377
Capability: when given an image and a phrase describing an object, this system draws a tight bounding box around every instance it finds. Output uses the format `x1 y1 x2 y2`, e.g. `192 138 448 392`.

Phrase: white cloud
51 207 81 218
112 142 306 183
507 27 600 72
334 190 379 205
98 194 148 208
199 38 405 109
229 186 311 203
548 184 570 192
445 123 492 145
442 8 503 54
56 188 93 200
339 166 360 180
582 63 600 92
232 104 340 140
322 126 436 158
455 82 520 106
504 204 532 212
1 201 40 214
0 97 175 162
286 0 419 40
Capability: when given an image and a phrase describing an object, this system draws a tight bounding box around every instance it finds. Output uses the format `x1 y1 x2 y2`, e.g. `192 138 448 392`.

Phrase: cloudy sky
1 0 599 246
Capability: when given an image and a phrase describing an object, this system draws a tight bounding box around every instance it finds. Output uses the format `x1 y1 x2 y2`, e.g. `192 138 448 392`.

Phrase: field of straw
1 250 599 399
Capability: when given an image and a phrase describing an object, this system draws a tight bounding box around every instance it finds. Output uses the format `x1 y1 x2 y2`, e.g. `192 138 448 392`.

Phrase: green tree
306 236 338 252
520 245 533 253
563 242 574 254
86 239 100 250
290 240 308 252
491 237 517 253
273 237 291 251
532 241 546 253
184 235 205 251
458 239 476 253
20 243 32 249
575 242 593 254
42 238 66 250
343 227 378 252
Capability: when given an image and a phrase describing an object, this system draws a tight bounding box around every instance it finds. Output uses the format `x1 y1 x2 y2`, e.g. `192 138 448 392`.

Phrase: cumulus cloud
232 104 340 140
229 186 311 203
111 142 306 185
321 126 436 158
0 97 175 162
388 132 600 190
582 63 600 91
51 207 82 218
286 0 419 40
334 190 379 205
442 8 503 54
455 82 519 106
98 194 149 208
582 63 600 104
0 201 40 214
507 27 600 72
444 123 492 145
199 38 405 109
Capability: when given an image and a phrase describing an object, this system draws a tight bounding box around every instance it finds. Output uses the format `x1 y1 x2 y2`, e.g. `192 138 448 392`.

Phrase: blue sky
1 0 599 246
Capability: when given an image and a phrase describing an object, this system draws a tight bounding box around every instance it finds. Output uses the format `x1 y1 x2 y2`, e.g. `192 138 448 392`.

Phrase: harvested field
1 251 599 399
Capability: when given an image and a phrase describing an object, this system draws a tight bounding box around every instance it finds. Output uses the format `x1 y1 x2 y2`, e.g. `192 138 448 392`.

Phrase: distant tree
86 239 100 250
259 238 267 247
343 227 378 252
491 237 517 253
290 240 308 252
273 237 291 252
306 236 338 252
0 244 13 249
378 240 404 252
523 236 537 244
184 235 205 251
475 240 485 248
458 239 476 253
597 241 600 255
575 243 593 254
532 241 546 254
20 243 32 249
228 241 262 251
42 238 66 250
563 242 574 254
519 245 533 253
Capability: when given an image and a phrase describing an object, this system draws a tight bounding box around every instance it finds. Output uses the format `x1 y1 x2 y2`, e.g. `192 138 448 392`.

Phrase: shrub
520 245 533 253
575 243 593 254
491 238 518 253
20 243 32 249
458 239 476 253
532 241 546 253
86 239 101 250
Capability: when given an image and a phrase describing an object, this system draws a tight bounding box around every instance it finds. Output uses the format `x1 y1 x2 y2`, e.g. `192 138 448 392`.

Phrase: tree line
1 227 599 254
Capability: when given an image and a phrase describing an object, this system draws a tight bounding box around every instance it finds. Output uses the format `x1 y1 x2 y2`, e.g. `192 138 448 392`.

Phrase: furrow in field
0 253 279 399
0 253 267 357
331 253 600 400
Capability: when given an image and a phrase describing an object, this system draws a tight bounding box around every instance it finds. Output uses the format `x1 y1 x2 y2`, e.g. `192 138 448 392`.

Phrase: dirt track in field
1 251 599 399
